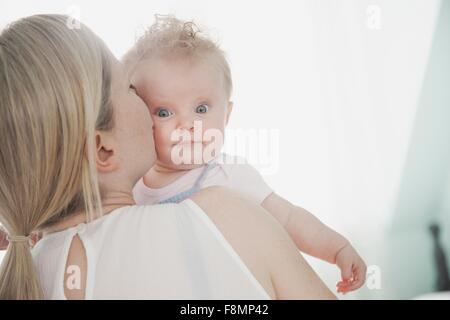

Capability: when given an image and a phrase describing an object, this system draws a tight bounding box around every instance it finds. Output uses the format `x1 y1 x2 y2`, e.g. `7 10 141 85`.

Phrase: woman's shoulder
33 200 275 299
32 204 184 260
189 186 278 299
85 203 194 246
103 203 183 225
92 200 274 299
189 186 276 236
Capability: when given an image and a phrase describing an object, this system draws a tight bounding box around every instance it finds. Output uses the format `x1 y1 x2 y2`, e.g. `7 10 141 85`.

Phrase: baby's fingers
0 228 9 250
345 277 364 292
0 240 8 250
336 280 358 294
338 268 366 293
353 260 367 288
340 262 354 282
351 263 367 290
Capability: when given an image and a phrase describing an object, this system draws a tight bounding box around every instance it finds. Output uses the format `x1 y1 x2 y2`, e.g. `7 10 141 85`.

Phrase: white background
0 0 442 299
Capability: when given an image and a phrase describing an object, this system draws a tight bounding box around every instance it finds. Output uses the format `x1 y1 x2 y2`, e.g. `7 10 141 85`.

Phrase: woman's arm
190 186 336 300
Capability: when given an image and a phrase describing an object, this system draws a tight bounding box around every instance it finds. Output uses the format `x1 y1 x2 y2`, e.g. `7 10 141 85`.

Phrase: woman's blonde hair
123 15 232 98
0 14 114 299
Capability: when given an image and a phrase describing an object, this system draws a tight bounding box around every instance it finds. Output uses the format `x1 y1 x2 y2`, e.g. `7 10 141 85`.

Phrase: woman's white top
31 199 271 300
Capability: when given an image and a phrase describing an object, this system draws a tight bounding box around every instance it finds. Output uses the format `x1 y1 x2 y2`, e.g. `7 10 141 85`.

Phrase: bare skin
54 186 335 300
3 56 336 300
190 187 337 299
132 57 366 293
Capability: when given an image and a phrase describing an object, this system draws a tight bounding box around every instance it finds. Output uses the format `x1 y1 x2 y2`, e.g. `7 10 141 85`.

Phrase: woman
0 14 335 300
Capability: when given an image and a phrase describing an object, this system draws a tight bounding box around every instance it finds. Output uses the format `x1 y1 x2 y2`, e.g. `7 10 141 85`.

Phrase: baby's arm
0 225 41 250
262 193 347 263
261 193 367 293
0 225 8 250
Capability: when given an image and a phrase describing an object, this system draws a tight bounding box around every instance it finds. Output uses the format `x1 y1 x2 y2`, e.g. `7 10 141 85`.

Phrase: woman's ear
225 101 233 125
94 132 118 173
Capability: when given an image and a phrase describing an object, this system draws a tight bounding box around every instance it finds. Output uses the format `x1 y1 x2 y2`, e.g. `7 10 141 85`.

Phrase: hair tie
7 234 30 244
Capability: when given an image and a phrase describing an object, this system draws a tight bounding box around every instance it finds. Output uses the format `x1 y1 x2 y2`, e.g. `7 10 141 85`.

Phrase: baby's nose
177 117 195 131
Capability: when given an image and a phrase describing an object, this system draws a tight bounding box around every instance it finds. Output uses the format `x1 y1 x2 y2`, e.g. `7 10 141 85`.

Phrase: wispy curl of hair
130 15 216 60
123 14 232 98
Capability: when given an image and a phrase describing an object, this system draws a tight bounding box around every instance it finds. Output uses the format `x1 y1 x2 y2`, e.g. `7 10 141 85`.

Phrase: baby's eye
155 108 173 118
195 104 209 114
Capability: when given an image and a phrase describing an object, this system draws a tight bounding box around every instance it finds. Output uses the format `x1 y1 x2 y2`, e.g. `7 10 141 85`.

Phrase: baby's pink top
133 153 273 205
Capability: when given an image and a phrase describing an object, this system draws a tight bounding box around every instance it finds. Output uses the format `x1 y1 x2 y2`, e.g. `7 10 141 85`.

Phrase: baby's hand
0 226 8 250
0 226 42 250
335 243 367 294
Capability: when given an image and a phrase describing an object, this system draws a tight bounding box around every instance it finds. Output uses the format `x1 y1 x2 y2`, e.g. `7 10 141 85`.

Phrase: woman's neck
43 191 135 235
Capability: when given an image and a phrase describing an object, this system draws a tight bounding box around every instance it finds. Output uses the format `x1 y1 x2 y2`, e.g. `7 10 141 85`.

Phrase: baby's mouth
172 140 204 146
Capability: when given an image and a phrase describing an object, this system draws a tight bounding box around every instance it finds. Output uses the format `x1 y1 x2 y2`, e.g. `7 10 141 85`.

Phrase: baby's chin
159 153 218 171
158 160 205 172
172 162 205 171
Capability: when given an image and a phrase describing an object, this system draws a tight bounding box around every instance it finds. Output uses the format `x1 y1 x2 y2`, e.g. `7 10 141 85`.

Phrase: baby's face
132 57 232 170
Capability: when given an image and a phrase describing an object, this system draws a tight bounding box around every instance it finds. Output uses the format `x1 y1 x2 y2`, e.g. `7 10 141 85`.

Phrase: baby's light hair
123 15 232 99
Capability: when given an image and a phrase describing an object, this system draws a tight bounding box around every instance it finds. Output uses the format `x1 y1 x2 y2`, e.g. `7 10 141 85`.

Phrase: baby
123 15 367 294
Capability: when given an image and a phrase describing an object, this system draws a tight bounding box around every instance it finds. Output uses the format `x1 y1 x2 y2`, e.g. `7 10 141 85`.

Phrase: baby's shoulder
216 153 262 179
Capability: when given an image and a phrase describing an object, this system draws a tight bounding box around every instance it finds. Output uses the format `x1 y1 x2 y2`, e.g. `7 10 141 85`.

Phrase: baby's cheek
203 124 225 142
151 126 163 144
152 123 171 148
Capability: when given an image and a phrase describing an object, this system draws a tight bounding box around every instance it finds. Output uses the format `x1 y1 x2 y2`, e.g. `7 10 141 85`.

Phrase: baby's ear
225 101 233 125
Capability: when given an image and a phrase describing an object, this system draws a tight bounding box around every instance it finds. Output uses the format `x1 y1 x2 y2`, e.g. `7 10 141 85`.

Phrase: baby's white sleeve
222 158 273 204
